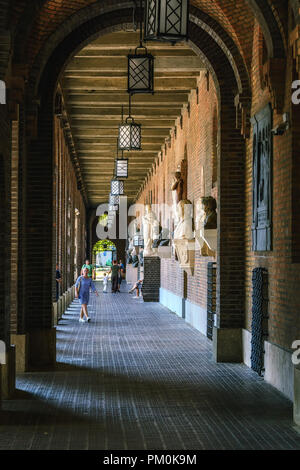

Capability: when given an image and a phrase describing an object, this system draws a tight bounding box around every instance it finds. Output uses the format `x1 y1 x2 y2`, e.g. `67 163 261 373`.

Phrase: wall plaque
251 104 272 251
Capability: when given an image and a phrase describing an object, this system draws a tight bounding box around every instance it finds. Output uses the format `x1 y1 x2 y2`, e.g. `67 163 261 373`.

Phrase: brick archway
88 211 127 266
9 0 286 90
21 6 254 334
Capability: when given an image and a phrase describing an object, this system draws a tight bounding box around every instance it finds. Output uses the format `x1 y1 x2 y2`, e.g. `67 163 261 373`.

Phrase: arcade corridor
1 0 300 452
0 283 299 450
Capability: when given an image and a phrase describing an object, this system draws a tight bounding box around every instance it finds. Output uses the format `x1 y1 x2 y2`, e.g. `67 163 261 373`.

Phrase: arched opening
92 239 117 278
21 5 249 371
1 0 300 450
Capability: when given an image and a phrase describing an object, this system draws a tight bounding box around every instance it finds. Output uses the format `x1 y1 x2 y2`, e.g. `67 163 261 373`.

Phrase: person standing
75 267 98 322
81 259 95 279
55 264 62 301
117 259 124 292
109 260 120 293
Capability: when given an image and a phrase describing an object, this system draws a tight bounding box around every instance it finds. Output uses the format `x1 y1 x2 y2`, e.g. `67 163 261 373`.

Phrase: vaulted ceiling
61 30 204 207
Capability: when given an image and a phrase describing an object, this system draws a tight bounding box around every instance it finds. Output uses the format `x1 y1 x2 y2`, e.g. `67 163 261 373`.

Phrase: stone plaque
251 104 272 251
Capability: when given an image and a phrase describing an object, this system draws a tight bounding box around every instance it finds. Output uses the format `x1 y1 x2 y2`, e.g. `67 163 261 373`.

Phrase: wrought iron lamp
128 0 154 94
109 193 120 206
118 96 142 151
133 235 144 247
115 156 129 178
144 0 189 43
111 178 124 196
115 142 129 179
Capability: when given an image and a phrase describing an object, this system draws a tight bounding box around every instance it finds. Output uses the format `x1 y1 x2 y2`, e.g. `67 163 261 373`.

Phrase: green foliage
93 239 116 254
98 214 108 226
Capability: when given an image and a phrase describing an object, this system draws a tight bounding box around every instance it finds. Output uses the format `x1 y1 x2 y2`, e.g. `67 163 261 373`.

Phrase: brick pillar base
294 365 300 426
1 345 16 399
142 256 160 302
28 328 56 369
11 334 29 373
213 326 242 362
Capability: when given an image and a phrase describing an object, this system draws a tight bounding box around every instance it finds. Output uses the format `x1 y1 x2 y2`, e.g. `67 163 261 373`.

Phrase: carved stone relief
251 104 272 251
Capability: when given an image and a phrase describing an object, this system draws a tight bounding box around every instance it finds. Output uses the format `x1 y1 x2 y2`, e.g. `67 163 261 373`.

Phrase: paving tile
0 282 300 449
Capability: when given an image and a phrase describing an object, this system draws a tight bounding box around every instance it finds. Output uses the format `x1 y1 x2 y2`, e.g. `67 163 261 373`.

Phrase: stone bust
202 196 217 229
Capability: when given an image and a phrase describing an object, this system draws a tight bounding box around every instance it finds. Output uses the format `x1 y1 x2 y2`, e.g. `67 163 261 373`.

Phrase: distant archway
93 240 117 271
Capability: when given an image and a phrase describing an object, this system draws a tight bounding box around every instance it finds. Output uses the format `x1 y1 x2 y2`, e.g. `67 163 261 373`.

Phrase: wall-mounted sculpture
174 199 194 240
142 204 160 256
195 196 217 257
173 199 195 275
126 237 134 263
171 170 184 226
251 104 272 251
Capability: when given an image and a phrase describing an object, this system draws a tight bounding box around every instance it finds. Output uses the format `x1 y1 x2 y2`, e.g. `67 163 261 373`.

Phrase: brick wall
10 114 19 333
0 104 11 345
244 14 300 349
136 7 300 348
137 73 218 313
54 114 86 300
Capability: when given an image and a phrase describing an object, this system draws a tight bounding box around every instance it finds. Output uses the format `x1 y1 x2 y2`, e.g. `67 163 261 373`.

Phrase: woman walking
75 267 98 322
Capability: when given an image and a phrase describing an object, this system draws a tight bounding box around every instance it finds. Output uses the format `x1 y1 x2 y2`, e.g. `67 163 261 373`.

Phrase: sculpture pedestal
142 256 160 302
126 264 138 286
157 246 172 259
195 228 217 257
173 239 195 275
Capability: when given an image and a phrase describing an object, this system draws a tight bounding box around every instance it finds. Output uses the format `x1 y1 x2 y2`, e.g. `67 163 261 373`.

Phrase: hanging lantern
144 0 189 43
128 48 154 94
118 118 141 151
116 158 129 178
134 235 144 247
109 193 119 206
128 0 154 94
111 178 124 196
118 95 142 151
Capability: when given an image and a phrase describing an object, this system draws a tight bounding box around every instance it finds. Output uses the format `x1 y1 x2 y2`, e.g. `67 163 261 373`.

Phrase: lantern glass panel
145 0 188 42
118 123 141 150
134 235 144 247
109 194 119 205
111 179 124 196
116 159 128 178
128 54 154 94
131 124 142 149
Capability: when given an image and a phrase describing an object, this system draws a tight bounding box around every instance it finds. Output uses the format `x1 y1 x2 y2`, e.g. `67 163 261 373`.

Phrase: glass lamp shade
144 0 189 42
107 211 115 224
116 158 129 178
118 119 142 151
111 179 124 196
128 50 154 94
109 193 120 206
133 235 144 247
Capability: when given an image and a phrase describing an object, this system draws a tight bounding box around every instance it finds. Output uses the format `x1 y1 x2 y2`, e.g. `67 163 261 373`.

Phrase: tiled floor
0 281 300 450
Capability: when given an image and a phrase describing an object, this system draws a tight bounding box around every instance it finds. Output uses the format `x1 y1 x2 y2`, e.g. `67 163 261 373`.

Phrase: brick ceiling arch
33 5 251 110
11 0 286 82
29 6 249 207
